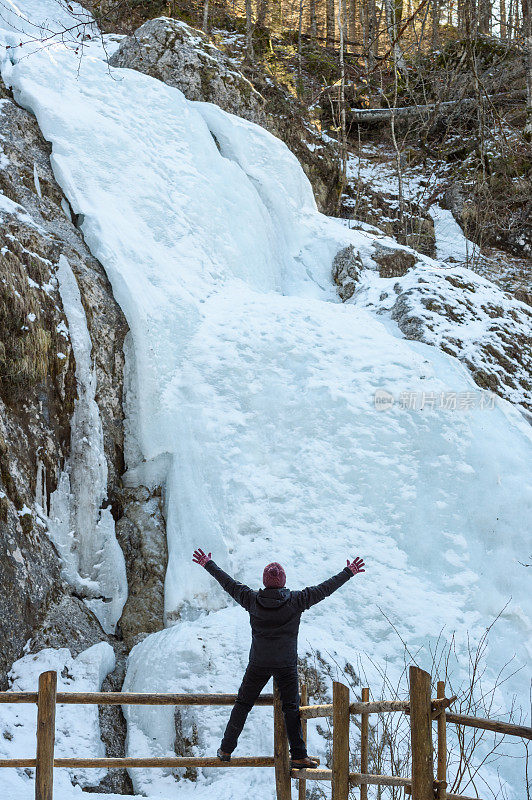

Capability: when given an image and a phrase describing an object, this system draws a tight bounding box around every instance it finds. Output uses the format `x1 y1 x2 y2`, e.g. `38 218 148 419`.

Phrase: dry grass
0 240 67 405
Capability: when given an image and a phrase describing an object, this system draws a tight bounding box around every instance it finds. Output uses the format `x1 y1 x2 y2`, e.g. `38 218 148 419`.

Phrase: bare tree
245 0 254 59
523 0 532 138
327 0 336 45
479 0 492 31
327 610 531 800
384 0 408 71
360 0 378 68
298 0 305 96
432 0 441 46
257 0 268 27
309 0 318 39
501 0 508 36
337 0 348 206
348 0 358 52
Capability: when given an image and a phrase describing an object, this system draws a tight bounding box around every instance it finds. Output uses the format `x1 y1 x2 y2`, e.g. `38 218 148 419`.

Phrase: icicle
35 456 47 515
45 255 127 633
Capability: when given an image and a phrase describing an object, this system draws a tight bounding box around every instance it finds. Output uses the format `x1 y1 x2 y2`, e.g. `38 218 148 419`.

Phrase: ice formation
40 255 127 634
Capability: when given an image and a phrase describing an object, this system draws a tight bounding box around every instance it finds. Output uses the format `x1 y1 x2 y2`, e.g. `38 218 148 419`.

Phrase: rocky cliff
0 82 130 685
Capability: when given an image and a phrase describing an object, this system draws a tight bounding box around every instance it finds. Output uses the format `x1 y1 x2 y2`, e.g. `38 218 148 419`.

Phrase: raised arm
192 548 254 611
293 557 365 611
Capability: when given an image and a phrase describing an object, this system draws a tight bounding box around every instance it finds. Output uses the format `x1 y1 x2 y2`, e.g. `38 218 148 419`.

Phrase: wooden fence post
274 680 291 800
332 681 350 800
409 666 434 800
436 680 447 799
35 670 57 800
298 683 307 800
360 687 369 800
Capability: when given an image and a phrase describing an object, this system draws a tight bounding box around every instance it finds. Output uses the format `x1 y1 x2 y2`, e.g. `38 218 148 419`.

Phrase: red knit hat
263 562 286 588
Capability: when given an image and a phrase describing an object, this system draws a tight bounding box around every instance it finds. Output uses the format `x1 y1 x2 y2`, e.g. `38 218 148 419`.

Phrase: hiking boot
290 756 319 769
217 747 231 762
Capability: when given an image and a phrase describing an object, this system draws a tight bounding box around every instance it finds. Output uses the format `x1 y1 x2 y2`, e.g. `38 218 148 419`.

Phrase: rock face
95 642 134 795
444 180 532 270
109 17 342 213
355 261 532 410
332 245 363 301
110 18 265 123
372 244 416 278
342 180 436 257
116 486 167 651
0 84 127 686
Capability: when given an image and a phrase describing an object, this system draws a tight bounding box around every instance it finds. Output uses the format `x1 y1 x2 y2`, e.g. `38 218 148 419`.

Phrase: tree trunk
349 0 357 51
384 0 407 70
257 0 268 27
327 0 336 45
523 0 532 138
361 0 378 65
202 0 209 33
507 0 514 35
479 0 491 32
309 0 318 39
462 0 476 36
245 0 254 58
500 0 507 36
431 0 440 46
337 0 348 211
298 0 304 96
394 0 404 30
371 0 379 60
458 0 466 30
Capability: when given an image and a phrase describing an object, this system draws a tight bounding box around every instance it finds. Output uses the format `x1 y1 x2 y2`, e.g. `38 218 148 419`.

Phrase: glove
347 556 365 576
192 548 212 567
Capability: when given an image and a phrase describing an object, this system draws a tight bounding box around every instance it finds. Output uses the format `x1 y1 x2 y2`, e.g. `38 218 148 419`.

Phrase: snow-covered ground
0 3 531 799
346 144 518 274
0 644 116 800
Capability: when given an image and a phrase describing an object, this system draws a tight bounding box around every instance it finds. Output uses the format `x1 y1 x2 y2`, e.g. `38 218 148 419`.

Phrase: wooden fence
0 665 530 800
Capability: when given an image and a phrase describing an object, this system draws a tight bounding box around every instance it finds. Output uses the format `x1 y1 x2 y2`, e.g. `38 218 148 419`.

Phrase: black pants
221 662 307 759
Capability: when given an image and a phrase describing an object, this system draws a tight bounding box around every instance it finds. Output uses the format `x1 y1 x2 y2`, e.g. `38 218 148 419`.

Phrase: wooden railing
0 665 530 800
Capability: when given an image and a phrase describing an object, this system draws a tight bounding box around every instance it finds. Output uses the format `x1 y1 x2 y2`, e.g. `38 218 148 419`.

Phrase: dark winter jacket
204 560 353 668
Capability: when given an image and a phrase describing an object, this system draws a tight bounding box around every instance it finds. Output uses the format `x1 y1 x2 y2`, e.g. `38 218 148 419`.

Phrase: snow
0 643 115 800
45 255 127 634
346 145 491 271
0 3 531 798
0 190 41 228
429 205 481 264
354 261 532 408
17 504 32 516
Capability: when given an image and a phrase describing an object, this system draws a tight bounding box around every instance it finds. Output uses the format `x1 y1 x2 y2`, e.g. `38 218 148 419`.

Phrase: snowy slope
354 262 532 409
0 3 531 799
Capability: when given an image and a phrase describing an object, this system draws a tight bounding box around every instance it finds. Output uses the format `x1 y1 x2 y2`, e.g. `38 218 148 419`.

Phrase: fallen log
350 90 526 124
